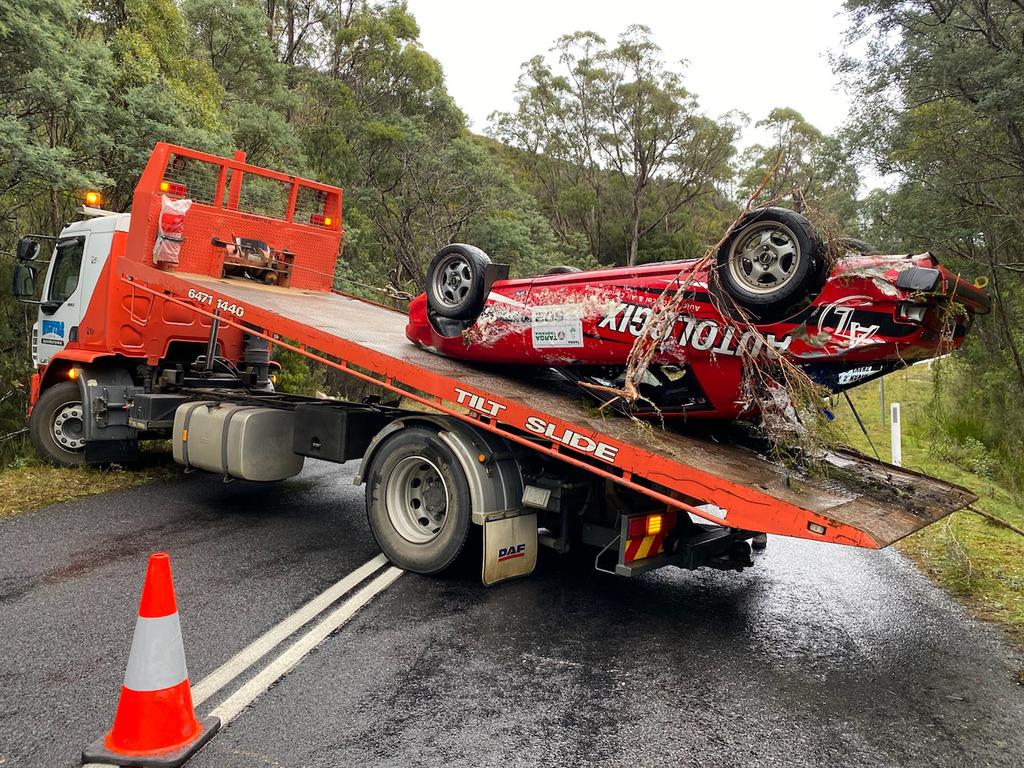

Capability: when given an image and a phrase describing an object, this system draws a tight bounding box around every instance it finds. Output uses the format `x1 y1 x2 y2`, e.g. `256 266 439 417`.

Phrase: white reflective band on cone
122 613 189 692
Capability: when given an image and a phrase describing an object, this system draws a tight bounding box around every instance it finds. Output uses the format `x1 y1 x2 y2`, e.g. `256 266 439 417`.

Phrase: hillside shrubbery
1 1 1021 492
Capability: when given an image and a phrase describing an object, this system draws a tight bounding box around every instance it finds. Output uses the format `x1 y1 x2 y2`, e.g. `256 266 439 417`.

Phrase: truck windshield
47 237 84 305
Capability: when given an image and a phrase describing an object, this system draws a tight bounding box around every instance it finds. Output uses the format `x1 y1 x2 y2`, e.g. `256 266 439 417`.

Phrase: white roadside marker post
890 402 902 466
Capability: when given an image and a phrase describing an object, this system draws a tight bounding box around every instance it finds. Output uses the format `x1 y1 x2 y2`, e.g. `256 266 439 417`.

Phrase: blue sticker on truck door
41 320 65 345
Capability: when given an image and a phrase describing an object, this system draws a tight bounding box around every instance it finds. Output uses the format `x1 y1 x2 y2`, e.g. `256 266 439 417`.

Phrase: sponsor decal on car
816 296 880 348
837 365 882 386
597 303 792 357
531 304 584 349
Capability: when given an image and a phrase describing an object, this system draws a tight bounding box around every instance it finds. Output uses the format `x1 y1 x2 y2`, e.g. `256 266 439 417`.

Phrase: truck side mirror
16 237 40 262
12 263 37 299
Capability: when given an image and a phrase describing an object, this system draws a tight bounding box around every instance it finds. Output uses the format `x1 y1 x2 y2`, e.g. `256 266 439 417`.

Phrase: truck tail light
159 180 188 197
624 510 677 562
627 510 676 538
310 213 335 228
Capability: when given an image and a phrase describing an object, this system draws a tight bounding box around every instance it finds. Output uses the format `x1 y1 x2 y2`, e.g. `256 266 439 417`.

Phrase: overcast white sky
406 0 856 157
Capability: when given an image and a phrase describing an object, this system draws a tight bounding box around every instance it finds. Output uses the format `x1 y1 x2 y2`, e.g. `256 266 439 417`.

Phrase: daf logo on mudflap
497 543 527 562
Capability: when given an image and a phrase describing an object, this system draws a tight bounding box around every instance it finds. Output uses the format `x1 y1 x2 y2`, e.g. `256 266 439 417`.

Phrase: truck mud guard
72 362 140 464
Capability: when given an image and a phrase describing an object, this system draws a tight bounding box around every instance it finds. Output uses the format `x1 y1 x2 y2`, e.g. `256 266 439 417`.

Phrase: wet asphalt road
1 461 1022 768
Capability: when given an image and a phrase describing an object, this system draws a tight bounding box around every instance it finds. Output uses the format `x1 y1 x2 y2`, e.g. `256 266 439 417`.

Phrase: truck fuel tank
173 402 304 482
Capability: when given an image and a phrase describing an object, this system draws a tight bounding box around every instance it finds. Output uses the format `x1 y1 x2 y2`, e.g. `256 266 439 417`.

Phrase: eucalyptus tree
736 107 859 227
492 26 736 266
840 0 1024 486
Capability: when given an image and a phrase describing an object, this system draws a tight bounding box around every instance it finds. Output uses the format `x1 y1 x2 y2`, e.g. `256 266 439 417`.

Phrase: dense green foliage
0 0 1020 492
839 0 1024 492
737 107 860 229
489 28 738 267
0 0 571 457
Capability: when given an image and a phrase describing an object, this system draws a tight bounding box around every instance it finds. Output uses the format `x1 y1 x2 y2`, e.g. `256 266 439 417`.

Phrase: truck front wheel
365 427 472 574
30 381 86 467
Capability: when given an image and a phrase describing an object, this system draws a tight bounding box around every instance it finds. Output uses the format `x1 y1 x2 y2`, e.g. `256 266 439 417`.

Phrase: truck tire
30 381 86 467
365 426 472 574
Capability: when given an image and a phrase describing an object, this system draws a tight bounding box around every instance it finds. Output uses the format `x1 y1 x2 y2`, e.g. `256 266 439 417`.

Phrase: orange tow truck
10 144 975 584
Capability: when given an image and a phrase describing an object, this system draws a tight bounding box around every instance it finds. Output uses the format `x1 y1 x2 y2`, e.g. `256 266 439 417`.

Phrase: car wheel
365 427 472 574
544 265 582 275
425 244 491 320
30 381 87 467
715 207 825 319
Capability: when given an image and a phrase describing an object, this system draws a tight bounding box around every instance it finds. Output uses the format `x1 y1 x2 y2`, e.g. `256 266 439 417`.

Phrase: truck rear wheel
365 427 472 574
30 381 86 467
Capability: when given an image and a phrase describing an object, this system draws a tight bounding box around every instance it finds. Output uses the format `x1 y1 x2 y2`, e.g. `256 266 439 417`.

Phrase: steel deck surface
142 270 975 548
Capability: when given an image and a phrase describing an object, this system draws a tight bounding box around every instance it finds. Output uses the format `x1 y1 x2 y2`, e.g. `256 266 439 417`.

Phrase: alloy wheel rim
727 222 801 295
432 254 473 308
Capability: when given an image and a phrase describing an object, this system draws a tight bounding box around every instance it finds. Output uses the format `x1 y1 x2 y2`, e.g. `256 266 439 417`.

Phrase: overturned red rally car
406 208 990 420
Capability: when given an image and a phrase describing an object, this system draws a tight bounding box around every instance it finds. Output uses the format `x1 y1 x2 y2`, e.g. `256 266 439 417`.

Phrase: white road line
210 566 404 725
191 553 388 706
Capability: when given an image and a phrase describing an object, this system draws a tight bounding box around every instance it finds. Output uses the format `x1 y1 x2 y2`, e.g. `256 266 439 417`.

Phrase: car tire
30 381 87 467
715 207 825 320
425 244 491 320
365 426 472 574
544 265 582 275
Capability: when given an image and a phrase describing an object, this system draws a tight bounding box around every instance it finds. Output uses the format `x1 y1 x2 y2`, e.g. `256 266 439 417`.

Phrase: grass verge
836 365 1024 648
0 446 179 518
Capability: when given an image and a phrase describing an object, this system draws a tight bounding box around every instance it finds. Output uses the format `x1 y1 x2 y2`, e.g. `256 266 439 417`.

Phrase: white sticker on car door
531 305 584 348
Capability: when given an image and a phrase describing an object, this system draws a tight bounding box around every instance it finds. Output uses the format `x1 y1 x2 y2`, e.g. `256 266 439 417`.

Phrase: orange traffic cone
83 553 219 767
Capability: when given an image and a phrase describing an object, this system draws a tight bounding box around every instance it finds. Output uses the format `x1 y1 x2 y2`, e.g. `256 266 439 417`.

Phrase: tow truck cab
19 213 130 369
14 207 262 465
